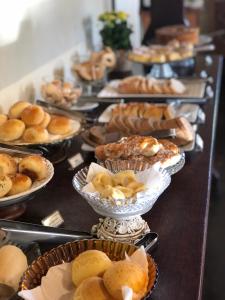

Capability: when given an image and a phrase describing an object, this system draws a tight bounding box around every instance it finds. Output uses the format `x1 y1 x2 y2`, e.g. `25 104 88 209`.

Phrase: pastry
22 126 49 143
21 105 45 126
103 260 148 300
118 76 186 95
0 119 25 141
0 245 28 291
18 155 48 181
72 250 112 286
73 277 113 300
0 114 7 125
0 175 12 197
95 136 160 161
75 61 105 81
39 112 51 128
156 25 199 45
0 153 17 176
8 173 32 196
47 115 72 135
8 101 31 119
91 47 116 68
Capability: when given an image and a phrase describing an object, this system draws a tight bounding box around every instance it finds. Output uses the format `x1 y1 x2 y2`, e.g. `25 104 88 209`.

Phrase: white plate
71 102 99 111
0 159 54 204
98 79 206 99
98 103 201 123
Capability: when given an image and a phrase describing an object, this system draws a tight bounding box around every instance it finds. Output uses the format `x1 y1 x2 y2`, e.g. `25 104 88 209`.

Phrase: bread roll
0 153 17 176
39 112 51 128
72 250 112 287
0 175 12 197
18 155 48 181
8 173 32 196
22 126 49 143
0 119 25 141
103 260 148 300
8 101 31 119
21 105 45 126
73 277 113 300
0 245 28 291
47 115 72 135
0 114 7 125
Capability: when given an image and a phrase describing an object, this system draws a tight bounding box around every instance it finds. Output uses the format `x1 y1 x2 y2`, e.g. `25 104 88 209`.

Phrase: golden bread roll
39 112 51 128
0 245 28 291
0 114 7 125
18 155 48 181
21 105 45 126
0 175 12 197
73 277 113 300
22 126 49 143
0 119 25 141
103 260 148 300
47 115 72 135
72 250 112 287
8 101 31 119
0 153 17 176
8 173 32 196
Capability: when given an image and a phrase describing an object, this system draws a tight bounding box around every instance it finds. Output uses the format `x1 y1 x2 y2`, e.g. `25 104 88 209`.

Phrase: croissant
74 61 105 81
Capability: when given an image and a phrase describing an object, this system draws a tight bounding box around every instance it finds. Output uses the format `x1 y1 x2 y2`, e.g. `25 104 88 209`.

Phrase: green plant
99 11 132 50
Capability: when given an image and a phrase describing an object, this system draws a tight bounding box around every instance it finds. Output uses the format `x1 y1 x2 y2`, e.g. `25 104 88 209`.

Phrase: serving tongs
0 219 158 252
0 143 43 157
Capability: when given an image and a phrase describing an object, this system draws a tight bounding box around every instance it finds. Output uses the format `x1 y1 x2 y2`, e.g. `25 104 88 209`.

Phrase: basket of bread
19 239 158 300
0 101 81 145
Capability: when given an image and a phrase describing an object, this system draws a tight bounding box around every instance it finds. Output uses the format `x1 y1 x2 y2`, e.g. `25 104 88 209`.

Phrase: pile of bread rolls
0 153 48 198
0 101 74 144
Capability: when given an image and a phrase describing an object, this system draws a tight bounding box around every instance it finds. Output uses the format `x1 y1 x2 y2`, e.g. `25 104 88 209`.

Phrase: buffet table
17 55 223 300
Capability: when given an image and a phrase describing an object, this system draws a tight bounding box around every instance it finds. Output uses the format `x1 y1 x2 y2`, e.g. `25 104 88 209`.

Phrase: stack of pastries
41 79 82 107
73 47 116 81
95 135 182 169
0 153 48 198
72 248 151 300
0 101 76 144
117 76 186 95
87 103 194 147
128 39 194 64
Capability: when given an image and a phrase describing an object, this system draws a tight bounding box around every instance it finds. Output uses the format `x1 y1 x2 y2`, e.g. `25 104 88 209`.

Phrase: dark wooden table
18 55 223 300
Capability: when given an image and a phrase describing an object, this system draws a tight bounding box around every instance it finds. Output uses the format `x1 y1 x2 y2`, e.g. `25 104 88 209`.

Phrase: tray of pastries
0 152 53 205
0 101 81 146
98 76 206 99
94 136 185 175
98 102 204 124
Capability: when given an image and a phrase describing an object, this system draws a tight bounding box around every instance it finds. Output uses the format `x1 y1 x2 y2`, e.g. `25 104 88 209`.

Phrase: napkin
82 162 167 201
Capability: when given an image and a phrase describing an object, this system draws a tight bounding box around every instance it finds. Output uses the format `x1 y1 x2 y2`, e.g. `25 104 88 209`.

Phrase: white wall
0 0 111 111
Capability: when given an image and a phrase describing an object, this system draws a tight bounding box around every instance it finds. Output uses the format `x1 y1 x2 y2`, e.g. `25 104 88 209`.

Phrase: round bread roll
0 245 28 291
0 114 7 126
73 277 113 300
0 119 25 141
18 155 48 181
21 105 45 126
47 115 72 135
8 101 31 119
0 175 12 197
39 112 51 128
8 173 32 196
72 250 112 287
22 126 49 143
0 153 17 176
103 260 148 300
